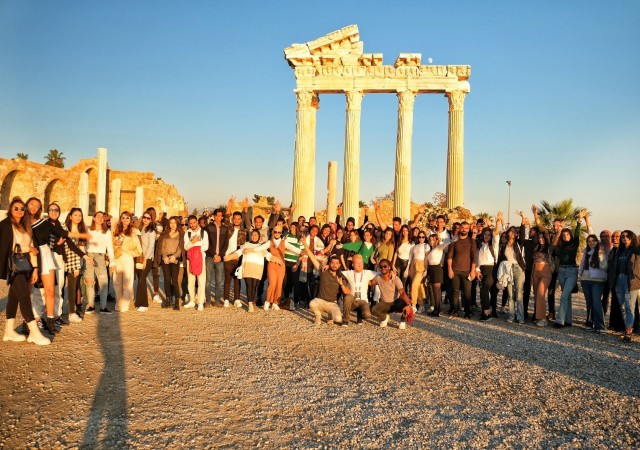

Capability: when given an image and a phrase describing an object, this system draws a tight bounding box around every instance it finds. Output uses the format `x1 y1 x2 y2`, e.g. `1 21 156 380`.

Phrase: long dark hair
584 234 601 269
115 211 135 237
620 230 637 250
534 231 550 254
65 207 88 245
25 196 42 222
8 197 31 236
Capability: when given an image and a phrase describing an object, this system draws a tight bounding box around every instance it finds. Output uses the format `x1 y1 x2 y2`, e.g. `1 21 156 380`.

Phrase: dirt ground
0 282 639 449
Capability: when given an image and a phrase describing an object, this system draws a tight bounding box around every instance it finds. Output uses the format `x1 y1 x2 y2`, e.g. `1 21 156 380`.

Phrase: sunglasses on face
48 208 60 213
379 265 389 269
418 236 426 239
13 206 25 211
142 216 151 220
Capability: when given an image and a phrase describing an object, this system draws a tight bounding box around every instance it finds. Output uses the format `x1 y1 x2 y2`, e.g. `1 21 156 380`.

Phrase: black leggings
66 271 82 314
7 273 35 322
135 259 153 307
162 263 181 299
479 265 495 310
245 277 259 303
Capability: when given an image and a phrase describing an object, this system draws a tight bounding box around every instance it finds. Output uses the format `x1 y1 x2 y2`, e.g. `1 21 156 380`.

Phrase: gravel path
0 283 638 449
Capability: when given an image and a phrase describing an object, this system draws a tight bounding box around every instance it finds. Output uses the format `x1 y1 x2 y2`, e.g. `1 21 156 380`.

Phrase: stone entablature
0 148 186 218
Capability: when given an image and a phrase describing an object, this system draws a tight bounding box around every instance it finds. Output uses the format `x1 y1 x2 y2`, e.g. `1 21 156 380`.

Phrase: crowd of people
2 195 639 346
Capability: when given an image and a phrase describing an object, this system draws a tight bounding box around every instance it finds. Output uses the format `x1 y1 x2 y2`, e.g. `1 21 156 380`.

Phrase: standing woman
264 226 289 310
531 232 554 326
25 197 89 334
342 229 376 269
579 234 608 333
112 211 142 312
552 210 586 328
498 212 528 324
63 208 94 323
374 228 396 272
154 216 183 310
613 230 638 341
405 231 428 312
85 211 114 314
476 218 500 322
224 230 272 312
134 212 156 311
1 197 50 345
392 225 412 291
426 233 453 317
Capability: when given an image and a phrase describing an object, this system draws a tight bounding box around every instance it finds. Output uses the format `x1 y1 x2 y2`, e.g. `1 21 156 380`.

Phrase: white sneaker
223 299 230 308
412 306 417 313
399 322 406 330
536 319 547 327
153 294 162 304
263 302 270 311
234 300 242 308
137 306 148 312
380 314 389 328
427 306 435 313
248 303 255 313
272 303 280 311
184 301 195 309
417 306 426 314
197 304 204 311
69 313 83 323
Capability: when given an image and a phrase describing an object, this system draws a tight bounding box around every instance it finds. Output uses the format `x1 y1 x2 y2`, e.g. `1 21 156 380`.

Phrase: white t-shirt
341 269 377 300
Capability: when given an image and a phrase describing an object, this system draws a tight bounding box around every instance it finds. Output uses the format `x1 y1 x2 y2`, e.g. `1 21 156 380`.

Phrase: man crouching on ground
371 259 413 329
302 242 351 325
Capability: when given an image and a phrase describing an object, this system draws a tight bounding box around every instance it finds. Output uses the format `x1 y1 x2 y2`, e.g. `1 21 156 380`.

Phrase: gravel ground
0 282 639 449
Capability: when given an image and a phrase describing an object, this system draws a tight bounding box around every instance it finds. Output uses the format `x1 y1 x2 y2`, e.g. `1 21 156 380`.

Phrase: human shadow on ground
410 312 640 399
81 302 130 449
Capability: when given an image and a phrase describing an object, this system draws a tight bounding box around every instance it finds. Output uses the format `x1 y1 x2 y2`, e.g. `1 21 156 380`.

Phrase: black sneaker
99 307 112 314
479 313 491 322
428 310 440 317
56 317 69 326
85 306 95 314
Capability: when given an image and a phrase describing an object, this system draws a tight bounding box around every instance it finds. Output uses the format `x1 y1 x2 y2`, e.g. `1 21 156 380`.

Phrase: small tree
44 149 65 168
433 192 447 208
15 153 29 160
191 208 199 216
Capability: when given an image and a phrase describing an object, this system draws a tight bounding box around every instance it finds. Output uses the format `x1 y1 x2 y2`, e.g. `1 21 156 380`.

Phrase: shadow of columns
82 309 130 448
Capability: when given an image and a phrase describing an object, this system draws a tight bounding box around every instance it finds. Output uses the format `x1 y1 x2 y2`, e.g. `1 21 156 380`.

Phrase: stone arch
85 167 98 215
0 170 34 209
44 179 66 211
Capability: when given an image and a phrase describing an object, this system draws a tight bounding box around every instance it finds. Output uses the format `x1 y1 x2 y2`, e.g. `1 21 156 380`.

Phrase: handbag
8 244 34 281
234 265 244 279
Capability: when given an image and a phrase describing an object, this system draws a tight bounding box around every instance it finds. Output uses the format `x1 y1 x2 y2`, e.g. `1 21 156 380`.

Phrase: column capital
397 89 417 110
295 89 319 110
345 90 364 111
446 90 466 112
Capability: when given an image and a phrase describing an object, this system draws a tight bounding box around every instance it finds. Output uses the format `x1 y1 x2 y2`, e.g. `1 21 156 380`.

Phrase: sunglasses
273 231 282 234
379 265 389 269
142 216 151 220
48 208 60 213
418 236 426 239
13 206 25 211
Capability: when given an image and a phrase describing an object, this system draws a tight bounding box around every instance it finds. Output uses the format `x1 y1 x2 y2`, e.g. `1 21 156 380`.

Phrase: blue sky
1 1 638 232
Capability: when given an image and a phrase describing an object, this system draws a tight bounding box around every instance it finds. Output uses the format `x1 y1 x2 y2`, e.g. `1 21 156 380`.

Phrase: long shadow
81 305 130 448
410 313 640 399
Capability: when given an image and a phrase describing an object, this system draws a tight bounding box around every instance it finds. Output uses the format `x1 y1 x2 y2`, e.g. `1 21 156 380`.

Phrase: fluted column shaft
326 161 338 223
446 91 466 209
342 90 364 225
79 172 89 214
394 90 417 223
292 89 318 220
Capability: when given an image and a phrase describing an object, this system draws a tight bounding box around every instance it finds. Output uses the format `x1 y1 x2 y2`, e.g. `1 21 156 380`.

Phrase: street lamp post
506 181 512 228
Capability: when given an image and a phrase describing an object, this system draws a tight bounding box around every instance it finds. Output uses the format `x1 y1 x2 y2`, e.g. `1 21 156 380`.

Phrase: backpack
187 229 205 276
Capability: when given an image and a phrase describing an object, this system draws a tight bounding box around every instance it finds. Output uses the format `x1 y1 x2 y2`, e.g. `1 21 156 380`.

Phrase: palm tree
534 199 585 231
475 212 494 225
15 153 29 160
44 149 65 168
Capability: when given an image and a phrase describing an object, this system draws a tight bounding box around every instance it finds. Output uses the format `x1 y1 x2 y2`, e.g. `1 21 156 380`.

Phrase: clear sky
1 1 638 232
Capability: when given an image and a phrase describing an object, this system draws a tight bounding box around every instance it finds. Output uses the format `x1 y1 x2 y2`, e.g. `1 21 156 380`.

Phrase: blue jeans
205 256 225 301
556 266 578 325
615 273 637 330
582 279 605 331
507 264 525 322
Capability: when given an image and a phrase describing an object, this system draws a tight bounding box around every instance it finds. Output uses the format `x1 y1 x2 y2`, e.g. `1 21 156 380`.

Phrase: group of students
2 195 639 345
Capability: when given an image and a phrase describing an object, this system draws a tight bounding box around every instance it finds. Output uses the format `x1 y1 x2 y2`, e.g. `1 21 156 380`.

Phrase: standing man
224 210 248 308
205 208 228 306
183 215 209 311
447 222 477 318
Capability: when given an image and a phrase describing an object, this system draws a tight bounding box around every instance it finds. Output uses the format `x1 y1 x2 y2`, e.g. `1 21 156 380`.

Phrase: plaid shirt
62 225 83 273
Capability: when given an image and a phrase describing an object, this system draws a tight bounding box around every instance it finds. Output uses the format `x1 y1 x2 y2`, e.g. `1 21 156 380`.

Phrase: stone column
134 186 144 217
109 178 121 219
97 147 107 212
393 90 417 223
342 89 364 225
79 172 89 214
291 89 319 220
326 161 338 223
445 91 466 208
